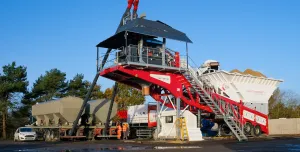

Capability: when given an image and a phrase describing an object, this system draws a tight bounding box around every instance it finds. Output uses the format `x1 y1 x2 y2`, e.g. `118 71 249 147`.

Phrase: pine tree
0 62 28 139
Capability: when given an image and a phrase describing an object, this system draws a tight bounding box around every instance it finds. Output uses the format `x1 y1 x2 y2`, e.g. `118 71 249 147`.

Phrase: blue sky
1 0 299 98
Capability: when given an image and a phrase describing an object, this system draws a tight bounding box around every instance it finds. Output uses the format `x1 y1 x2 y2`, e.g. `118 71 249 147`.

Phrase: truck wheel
53 129 60 141
88 130 94 140
219 123 232 136
50 130 54 140
45 130 51 141
244 122 253 135
253 125 262 137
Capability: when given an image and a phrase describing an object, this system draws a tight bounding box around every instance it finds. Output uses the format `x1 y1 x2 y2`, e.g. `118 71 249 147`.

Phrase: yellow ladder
176 117 189 141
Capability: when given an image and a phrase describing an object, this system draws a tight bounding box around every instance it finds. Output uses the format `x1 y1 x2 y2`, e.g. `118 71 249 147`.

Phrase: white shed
157 109 204 141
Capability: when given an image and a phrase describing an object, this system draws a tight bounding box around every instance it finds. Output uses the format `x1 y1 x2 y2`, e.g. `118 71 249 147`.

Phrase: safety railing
98 44 183 71
98 47 124 70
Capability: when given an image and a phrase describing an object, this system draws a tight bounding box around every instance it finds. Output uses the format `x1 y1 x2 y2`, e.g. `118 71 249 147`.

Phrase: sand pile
230 69 266 78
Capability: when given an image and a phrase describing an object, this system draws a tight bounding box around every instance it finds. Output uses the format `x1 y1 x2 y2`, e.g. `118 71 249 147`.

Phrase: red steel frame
100 65 212 112
101 64 269 134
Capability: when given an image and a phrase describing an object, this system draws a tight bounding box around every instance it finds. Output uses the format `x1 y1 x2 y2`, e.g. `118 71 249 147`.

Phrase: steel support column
162 38 166 66
176 97 181 138
104 82 119 136
197 110 201 128
156 101 161 139
138 37 144 63
96 47 99 72
69 73 100 136
69 6 132 136
186 43 188 69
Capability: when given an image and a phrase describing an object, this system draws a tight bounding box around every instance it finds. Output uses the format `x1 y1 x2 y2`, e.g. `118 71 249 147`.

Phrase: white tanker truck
24 96 119 141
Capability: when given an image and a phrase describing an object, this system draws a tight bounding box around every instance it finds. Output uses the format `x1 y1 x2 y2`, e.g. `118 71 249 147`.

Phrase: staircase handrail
184 62 247 141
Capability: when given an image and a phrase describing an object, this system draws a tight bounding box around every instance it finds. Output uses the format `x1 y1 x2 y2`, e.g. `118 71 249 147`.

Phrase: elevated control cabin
96 18 191 73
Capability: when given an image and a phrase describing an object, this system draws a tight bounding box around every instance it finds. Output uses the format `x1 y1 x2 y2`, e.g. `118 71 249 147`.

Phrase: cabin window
165 116 173 123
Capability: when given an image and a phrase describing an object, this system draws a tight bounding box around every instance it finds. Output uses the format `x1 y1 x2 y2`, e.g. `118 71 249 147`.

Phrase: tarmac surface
0 136 299 152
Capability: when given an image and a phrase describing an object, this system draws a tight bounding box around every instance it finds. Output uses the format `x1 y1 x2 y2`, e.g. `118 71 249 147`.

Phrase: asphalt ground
0 136 299 152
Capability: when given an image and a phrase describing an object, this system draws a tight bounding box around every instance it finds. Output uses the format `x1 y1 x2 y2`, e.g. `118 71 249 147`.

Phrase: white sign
255 115 266 126
243 110 255 121
150 74 171 84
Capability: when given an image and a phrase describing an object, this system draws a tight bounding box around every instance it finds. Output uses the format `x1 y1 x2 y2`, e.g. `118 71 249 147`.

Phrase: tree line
268 89 300 119
0 61 145 139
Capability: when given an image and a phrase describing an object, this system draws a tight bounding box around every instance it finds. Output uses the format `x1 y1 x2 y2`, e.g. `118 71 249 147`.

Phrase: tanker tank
84 99 118 126
32 96 84 126
32 96 118 127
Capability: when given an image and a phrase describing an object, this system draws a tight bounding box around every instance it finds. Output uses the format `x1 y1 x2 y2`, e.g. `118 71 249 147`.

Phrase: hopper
32 96 83 126
86 99 118 125
201 70 283 114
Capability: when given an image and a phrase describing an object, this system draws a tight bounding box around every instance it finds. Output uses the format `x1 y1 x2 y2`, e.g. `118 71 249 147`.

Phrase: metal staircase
183 67 248 141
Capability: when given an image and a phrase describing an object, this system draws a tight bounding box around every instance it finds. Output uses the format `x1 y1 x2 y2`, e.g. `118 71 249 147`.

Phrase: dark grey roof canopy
96 18 192 49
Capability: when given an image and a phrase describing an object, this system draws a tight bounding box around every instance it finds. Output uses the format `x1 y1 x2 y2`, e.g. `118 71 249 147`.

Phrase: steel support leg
197 110 201 128
156 101 161 139
69 6 132 137
138 37 144 63
104 82 119 136
176 97 180 139
162 38 166 66
69 73 100 136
